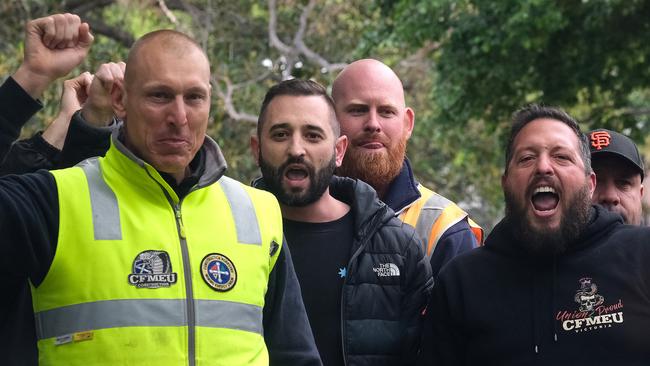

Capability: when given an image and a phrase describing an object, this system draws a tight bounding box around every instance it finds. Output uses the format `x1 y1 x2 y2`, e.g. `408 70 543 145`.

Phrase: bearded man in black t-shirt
251 79 432 366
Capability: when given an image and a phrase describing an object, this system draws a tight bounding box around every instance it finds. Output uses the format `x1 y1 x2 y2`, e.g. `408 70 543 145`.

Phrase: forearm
0 133 59 175
0 171 58 283
58 110 113 168
0 77 43 160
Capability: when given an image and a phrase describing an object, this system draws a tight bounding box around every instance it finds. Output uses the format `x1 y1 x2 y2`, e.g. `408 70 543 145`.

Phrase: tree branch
158 0 179 26
267 0 292 55
67 0 115 16
267 0 346 77
212 74 262 124
84 17 135 47
622 107 650 117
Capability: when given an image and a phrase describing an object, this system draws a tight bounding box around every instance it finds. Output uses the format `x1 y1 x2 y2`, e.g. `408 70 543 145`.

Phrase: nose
167 96 188 126
288 135 306 158
594 181 620 207
363 109 381 133
534 154 553 176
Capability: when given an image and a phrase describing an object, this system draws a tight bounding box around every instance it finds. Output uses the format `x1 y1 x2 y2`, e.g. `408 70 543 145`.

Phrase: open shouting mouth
531 185 559 216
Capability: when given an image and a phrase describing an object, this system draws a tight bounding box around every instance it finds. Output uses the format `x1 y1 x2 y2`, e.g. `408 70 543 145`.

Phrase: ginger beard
337 133 407 191
503 177 592 257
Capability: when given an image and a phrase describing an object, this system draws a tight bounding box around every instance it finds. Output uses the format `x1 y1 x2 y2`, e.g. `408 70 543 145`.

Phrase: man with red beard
331 59 483 279
427 105 650 365
251 79 432 366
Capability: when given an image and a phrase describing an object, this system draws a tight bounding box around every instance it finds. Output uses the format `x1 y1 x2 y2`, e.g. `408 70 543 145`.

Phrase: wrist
41 114 70 150
80 106 115 127
12 64 56 99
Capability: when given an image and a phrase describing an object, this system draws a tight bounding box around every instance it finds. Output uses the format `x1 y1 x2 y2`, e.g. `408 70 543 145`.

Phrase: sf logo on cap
590 131 611 150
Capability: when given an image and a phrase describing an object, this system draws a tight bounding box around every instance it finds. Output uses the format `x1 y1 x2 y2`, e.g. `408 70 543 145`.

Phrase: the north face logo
373 263 400 277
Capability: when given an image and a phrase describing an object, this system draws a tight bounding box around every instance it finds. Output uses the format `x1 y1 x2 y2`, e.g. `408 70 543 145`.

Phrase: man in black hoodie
251 79 432 365
427 105 650 366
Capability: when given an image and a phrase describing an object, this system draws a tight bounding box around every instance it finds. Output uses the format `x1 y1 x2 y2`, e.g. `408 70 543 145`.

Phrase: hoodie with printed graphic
427 205 650 366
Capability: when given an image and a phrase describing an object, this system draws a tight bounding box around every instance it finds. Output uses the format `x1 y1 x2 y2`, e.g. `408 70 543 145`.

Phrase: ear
250 134 261 166
501 172 507 191
334 135 348 167
403 107 415 139
587 171 597 197
640 183 644 198
111 80 127 119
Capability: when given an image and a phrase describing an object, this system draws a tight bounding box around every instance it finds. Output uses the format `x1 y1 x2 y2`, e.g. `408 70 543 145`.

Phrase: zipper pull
175 206 186 239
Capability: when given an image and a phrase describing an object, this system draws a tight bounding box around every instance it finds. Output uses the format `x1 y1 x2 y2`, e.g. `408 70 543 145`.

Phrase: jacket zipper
149 171 196 366
173 202 196 366
133 142 213 366
340 205 389 365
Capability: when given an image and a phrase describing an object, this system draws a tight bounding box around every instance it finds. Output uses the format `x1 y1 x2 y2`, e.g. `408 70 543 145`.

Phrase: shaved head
124 30 209 89
332 58 407 108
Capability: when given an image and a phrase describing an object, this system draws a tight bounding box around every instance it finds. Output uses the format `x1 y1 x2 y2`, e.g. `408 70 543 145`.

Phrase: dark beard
504 182 592 257
259 153 336 207
336 135 406 193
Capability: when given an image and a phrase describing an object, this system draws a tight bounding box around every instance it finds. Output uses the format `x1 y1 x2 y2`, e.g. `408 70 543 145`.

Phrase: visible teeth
534 186 556 194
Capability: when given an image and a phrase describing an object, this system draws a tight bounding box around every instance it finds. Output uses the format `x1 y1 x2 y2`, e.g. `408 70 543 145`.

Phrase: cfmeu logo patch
201 253 237 291
373 263 400 277
128 250 177 288
556 277 625 333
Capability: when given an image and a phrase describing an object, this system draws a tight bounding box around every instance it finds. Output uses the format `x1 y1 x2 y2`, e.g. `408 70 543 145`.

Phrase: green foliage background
2 0 648 231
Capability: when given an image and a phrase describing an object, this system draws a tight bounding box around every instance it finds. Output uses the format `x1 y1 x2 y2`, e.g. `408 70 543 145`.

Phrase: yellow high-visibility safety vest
33 142 283 366
399 185 484 258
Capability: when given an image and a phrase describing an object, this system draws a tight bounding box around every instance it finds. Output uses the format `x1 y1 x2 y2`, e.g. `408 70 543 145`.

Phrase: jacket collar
110 128 227 193
382 157 421 214
328 176 392 233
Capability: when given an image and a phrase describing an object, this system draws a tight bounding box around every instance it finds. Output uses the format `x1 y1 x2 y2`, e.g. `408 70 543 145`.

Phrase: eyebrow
303 124 326 134
268 123 291 132
268 122 326 134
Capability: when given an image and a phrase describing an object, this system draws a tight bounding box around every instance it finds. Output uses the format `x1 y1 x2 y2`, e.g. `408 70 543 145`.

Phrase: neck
281 188 350 223
170 167 189 185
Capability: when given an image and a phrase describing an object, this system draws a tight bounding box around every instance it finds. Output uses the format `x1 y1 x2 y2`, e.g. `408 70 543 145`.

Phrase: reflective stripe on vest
468 218 484 245
219 176 262 245
414 193 467 258
35 298 262 340
399 186 483 258
78 158 122 241
77 160 263 246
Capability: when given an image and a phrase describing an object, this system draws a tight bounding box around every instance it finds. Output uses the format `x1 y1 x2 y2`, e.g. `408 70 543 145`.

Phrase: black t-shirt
283 211 354 366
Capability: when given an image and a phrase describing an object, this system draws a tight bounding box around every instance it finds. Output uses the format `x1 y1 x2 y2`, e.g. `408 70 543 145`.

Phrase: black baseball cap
588 128 645 181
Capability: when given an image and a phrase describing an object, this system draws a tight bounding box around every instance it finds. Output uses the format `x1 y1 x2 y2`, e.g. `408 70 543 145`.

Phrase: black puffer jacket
329 176 433 366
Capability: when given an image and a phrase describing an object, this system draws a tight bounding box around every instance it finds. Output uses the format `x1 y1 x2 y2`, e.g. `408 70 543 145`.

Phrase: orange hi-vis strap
399 187 484 258
468 218 484 246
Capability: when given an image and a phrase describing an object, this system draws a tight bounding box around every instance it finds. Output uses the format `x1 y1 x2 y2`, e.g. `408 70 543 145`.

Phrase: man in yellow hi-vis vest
0 29 321 366
332 59 484 278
